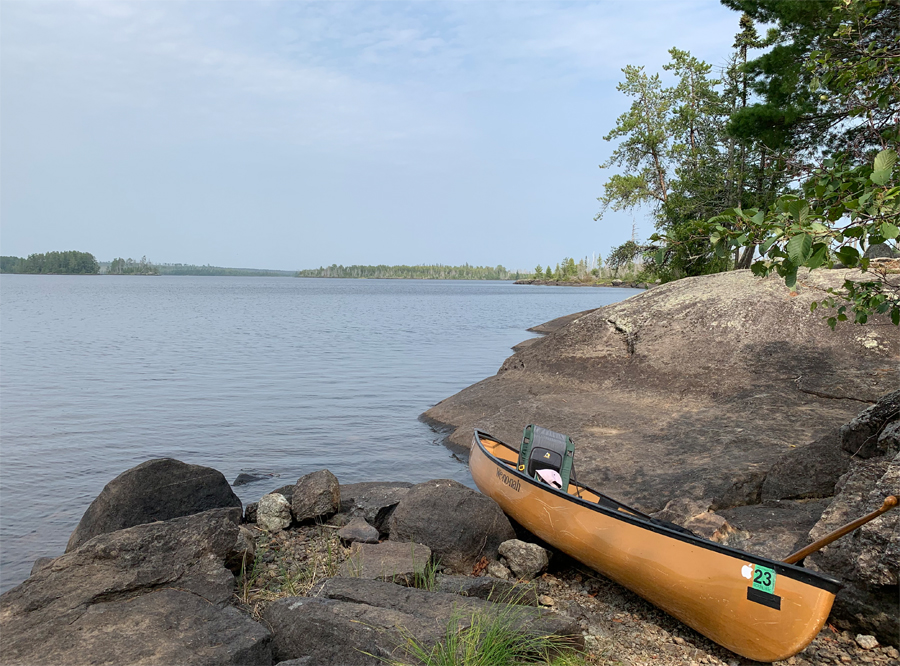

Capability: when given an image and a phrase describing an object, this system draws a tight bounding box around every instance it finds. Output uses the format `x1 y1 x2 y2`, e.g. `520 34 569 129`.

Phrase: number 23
754 569 772 587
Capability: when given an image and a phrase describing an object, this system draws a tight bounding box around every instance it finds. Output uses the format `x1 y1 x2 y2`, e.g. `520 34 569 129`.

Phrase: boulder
225 525 258 575
292 470 341 523
840 389 900 458
337 517 380 545
265 578 582 665
761 432 851 501
713 499 831 560
0 508 271 665
388 479 516 572
338 481 413 535
424 270 898 514
271 484 295 505
807 455 899 645
436 574 540 605
339 541 430 584
65 458 242 552
244 501 258 523
257 492 293 532
233 472 269 486
498 539 550 580
863 242 900 259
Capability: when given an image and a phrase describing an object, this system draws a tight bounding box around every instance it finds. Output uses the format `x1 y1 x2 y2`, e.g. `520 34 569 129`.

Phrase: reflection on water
0 275 639 591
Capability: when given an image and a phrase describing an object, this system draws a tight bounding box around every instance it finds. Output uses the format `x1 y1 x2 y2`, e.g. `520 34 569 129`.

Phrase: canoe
469 429 841 663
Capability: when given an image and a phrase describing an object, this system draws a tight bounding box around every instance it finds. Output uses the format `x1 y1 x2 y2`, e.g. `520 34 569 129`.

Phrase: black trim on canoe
747 587 782 610
473 429 843 595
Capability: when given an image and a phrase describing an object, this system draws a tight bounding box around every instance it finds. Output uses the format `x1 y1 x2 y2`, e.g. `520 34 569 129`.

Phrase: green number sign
752 565 776 594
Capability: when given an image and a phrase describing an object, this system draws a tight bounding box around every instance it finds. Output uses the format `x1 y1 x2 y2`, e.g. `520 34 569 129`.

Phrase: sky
1 0 743 271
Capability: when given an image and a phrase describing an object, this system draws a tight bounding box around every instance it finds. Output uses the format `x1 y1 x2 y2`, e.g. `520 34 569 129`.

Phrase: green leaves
880 222 899 240
874 149 897 173
834 245 860 266
786 233 813 263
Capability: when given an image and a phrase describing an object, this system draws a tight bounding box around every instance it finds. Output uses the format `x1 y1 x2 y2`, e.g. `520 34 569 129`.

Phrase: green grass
385 604 585 666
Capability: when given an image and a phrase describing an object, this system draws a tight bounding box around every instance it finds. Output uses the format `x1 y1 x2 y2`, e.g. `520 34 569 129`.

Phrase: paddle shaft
783 495 898 565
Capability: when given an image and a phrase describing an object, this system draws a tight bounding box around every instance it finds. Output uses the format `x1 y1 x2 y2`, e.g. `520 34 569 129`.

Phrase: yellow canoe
470 429 841 663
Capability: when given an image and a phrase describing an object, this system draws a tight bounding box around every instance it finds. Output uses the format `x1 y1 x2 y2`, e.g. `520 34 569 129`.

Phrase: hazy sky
2 0 742 271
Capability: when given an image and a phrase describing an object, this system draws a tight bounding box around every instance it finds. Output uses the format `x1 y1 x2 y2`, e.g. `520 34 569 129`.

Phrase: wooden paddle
783 495 898 565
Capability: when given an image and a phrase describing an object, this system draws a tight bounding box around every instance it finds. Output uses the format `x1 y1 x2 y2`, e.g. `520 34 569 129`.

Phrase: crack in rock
607 319 636 356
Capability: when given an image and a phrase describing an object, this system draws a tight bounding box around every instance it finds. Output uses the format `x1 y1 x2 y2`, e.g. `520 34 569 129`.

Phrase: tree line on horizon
1 251 100 274
296 263 519 280
597 0 899 325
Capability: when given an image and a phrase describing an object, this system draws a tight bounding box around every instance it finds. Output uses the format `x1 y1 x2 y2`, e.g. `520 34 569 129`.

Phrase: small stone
486 561 511 580
257 493 292 532
336 517 379 545
674 636 685 645
856 634 879 650
497 539 550 580
538 594 555 606
840 655 851 663
885 646 900 659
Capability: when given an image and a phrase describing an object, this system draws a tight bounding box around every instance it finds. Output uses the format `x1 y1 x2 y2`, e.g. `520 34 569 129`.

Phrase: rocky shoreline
514 278 653 289
2 268 898 665
2 448 897 666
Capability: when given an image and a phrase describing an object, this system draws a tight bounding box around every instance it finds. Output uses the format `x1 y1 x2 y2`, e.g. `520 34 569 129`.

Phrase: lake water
0 275 639 592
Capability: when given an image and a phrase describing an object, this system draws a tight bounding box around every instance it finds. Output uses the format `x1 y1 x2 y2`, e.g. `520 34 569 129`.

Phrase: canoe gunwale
473 429 842 595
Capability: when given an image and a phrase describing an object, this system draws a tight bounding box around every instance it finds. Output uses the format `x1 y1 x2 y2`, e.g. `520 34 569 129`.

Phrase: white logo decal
741 564 753 580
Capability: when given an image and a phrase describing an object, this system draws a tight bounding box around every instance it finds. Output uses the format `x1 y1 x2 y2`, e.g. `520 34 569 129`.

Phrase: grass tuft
385 604 585 666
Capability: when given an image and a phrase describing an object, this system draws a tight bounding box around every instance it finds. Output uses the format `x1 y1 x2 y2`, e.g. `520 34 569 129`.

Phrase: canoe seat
518 425 575 490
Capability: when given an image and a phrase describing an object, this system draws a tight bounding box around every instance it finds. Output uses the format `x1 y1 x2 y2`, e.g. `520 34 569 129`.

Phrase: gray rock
275 659 313 666
225 525 258 575
527 308 599 334
650 498 711 525
716 499 831 560
761 432 851 501
317 578 580 642
292 470 341 523
0 508 269 665
66 458 242 552
487 560 511 580
424 270 898 514
265 578 582 664
388 479 516 572
339 540 431 584
498 539 550 580
435 574 539 605
807 455 899 645
263 595 418 665
878 419 900 456
1 588 271 666
258 492 293 532
681 512 740 543
856 634 880 650
244 501 258 523
30 556 56 576
840 389 900 458
337 517 380 545
233 472 269 486
863 242 900 259
271 484 295 504
339 481 413 535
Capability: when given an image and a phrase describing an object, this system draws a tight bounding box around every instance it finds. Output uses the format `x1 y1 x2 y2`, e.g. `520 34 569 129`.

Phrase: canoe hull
470 430 839 663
